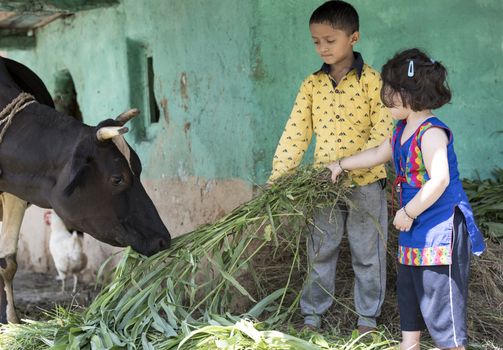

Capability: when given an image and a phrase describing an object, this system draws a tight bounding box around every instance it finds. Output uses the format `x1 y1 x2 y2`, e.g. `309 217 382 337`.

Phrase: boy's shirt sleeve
269 78 313 182
363 74 393 150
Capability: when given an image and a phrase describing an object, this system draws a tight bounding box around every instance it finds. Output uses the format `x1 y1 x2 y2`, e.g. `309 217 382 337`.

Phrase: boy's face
310 23 359 66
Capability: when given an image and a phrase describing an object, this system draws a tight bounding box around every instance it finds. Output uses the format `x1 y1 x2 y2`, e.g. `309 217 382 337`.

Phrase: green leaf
263 224 272 242
246 288 286 319
141 332 155 350
206 255 256 303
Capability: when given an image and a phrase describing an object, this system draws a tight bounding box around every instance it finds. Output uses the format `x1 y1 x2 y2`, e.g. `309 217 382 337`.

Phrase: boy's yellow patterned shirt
270 64 393 186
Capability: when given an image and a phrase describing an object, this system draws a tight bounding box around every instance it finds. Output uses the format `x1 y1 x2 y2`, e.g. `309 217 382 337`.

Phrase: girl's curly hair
381 48 451 111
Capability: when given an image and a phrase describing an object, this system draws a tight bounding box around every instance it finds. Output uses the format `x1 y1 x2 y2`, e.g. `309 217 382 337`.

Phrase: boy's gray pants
300 181 388 329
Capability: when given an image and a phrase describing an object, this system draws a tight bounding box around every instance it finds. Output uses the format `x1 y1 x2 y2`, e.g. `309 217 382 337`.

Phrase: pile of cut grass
0 166 501 349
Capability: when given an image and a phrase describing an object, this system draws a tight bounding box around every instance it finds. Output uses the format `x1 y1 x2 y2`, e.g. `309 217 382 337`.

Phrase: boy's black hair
309 1 359 34
381 48 451 111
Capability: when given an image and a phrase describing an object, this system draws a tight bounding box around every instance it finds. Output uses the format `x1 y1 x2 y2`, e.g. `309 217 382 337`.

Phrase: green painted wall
6 0 503 183
252 0 503 180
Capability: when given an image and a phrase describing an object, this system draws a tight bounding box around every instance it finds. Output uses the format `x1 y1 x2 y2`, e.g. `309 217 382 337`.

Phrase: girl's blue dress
391 117 485 265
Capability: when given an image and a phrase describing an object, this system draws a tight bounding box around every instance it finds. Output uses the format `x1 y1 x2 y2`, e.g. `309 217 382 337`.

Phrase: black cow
0 57 171 323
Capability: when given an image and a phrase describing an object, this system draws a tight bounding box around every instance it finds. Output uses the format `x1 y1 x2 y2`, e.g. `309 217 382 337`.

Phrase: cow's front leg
0 254 19 324
0 193 28 324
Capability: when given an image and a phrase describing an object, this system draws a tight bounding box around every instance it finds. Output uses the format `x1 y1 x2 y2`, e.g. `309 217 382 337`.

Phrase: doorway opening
53 70 82 122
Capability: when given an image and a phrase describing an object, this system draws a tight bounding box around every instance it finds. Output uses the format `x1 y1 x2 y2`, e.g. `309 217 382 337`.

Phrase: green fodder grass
1 166 501 349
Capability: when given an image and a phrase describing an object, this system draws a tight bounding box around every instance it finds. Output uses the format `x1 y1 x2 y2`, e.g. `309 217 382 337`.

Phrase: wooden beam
0 1 118 13
0 12 16 22
32 13 64 28
0 12 64 30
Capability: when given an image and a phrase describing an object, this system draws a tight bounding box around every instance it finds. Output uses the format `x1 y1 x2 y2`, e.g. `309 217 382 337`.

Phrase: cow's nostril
158 237 169 249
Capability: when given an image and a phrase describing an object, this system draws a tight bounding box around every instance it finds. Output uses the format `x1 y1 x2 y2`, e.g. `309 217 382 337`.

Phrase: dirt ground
13 271 101 321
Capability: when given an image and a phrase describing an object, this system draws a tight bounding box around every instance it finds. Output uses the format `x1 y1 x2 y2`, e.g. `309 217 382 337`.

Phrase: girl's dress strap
391 120 406 149
407 117 452 187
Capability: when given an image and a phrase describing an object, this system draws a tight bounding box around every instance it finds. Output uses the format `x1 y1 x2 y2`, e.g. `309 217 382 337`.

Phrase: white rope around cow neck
0 92 36 143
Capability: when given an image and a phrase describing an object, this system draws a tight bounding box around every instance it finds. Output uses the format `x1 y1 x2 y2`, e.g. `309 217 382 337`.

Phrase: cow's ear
63 163 90 196
63 139 93 196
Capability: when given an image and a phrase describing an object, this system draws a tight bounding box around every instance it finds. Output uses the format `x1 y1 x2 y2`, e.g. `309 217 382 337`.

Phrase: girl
327 48 485 350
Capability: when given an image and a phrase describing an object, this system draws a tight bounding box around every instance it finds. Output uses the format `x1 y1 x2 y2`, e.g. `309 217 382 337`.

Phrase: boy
268 1 392 333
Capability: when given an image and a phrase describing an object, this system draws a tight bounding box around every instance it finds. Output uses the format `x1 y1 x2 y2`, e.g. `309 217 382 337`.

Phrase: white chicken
44 210 87 293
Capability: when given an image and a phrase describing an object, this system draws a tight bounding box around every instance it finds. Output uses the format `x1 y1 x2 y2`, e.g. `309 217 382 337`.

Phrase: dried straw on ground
0 166 501 349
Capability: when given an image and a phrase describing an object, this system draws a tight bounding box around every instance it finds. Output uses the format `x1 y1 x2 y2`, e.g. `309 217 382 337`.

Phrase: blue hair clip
430 58 436 64
407 60 414 77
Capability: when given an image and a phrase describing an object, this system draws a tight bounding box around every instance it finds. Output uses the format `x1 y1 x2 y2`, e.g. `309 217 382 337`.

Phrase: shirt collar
316 51 364 79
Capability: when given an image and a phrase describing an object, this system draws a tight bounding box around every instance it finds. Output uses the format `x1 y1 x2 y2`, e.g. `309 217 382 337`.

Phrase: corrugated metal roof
0 1 117 49
0 1 118 30
0 11 63 30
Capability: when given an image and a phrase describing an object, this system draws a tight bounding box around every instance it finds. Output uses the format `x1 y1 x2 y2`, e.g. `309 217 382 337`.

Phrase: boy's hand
326 162 344 183
393 208 413 232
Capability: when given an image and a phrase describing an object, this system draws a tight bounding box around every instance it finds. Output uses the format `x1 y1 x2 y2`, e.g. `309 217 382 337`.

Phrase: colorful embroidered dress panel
391 117 485 266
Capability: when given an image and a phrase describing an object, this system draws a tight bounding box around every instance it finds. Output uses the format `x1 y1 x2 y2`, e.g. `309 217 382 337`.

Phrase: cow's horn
115 108 140 125
96 126 129 141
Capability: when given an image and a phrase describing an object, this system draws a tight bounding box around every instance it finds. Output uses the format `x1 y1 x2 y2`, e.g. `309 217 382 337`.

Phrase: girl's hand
393 208 414 232
327 161 344 183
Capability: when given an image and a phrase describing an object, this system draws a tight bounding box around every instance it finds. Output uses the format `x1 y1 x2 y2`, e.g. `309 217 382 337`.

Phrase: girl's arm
394 127 450 231
402 128 450 217
327 137 392 182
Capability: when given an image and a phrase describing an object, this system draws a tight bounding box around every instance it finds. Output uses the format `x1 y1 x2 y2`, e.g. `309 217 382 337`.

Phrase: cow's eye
111 175 124 186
